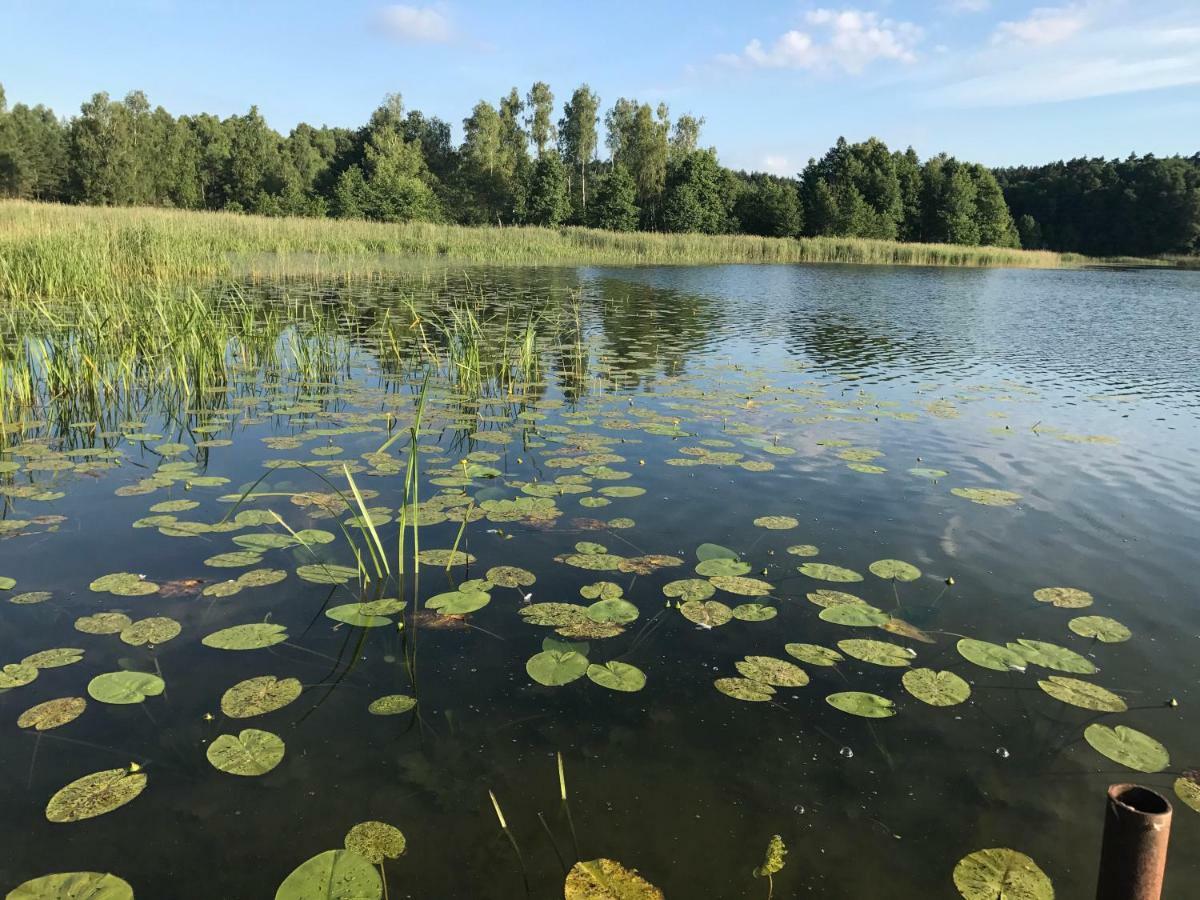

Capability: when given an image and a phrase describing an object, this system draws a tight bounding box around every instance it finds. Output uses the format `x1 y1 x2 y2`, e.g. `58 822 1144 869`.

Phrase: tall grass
0 199 1091 302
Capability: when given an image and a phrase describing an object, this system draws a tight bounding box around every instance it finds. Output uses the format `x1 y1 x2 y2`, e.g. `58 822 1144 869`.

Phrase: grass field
0 199 1098 300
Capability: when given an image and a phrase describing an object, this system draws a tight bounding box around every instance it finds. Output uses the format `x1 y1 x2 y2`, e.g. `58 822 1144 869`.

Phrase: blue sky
3 0 1198 173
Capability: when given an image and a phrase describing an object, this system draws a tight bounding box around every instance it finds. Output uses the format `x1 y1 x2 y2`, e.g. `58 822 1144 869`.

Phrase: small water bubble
839 746 854 759
793 803 806 815
995 747 1010 759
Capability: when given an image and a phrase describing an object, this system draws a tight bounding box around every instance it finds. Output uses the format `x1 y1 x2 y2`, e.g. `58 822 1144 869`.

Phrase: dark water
1 264 1198 899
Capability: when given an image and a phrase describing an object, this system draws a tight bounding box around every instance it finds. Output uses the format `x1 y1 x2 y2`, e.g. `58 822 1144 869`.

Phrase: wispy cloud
762 154 793 175
374 4 453 44
722 9 922 74
945 0 990 12
993 5 1088 45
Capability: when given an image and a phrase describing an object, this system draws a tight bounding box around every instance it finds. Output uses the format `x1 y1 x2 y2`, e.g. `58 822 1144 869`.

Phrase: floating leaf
5 872 133 899
274 849 382 900
957 639 1027 672
1033 586 1093 609
1068 616 1131 643
417 549 475 566
368 694 417 715
0 576 15 590
679 600 733 628
296 563 358 584
826 691 896 718
587 598 640 625
709 575 772 597
561 552 625 571
1010 639 1097 675
714 677 774 702
753 515 798 530
527 650 589 686
838 639 915 667
754 835 787 880
74 613 132 635
207 728 285 776
204 551 264 569
203 623 288 651
735 656 808 687
45 768 147 823
819 605 889 627
1174 773 1200 815
119 617 181 646
732 603 777 622
798 563 863 583
952 848 1053 900
951 487 1021 507
9 590 51 605
695 543 738 562
521 602 589 627
87 672 164 704
694 557 751 578
902 669 971 706
581 581 624 601
1084 724 1169 773
1037 676 1126 712
0 662 38 688
587 662 647 692
805 589 866 608
21 648 84 670
221 676 303 718
785 643 843 666
345 821 406 864
18 697 86 731
868 559 921 582
325 604 393 627
564 858 664 900
88 572 158 597
486 566 536 588
786 544 819 557
908 467 948 479
429 590 490 616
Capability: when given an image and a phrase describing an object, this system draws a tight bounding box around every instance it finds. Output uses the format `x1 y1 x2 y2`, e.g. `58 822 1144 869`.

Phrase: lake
1 263 1198 899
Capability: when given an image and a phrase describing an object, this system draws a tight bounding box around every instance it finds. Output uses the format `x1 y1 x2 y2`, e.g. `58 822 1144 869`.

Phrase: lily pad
21 648 85 670
0 663 39 689
587 661 647 692
587 598 640 625
296 564 358 584
75 613 132 635
527 650 589 686
582 581 625 601
274 849 382 900
345 821 406 864
202 623 289 650
957 639 1027 672
207 728 285 776
786 544 819 557
1038 676 1126 712
1174 773 1200 815
204 551 264 569
1083 724 1169 773
806 589 866 608
695 543 738 561
902 669 971 706
714 677 775 702
18 697 87 731
825 691 896 718
520 603 589 626
5 872 134 899
429 590 491 616
1068 615 1131 643
868 559 921 582
709 575 772 597
694 558 751 578
119 617 181 646
753 515 798 530
564 858 664 900
951 487 1021 507
368 694 417 715
9 591 52 605
1010 639 1097 675
837 639 915 667
1033 587 1093 609
417 549 475 566
952 848 1053 900
325 604 394 627
45 768 147 823
87 672 164 704
798 563 863 583
819 605 889 627
486 566 536 588
785 643 843 666
732 603 777 621
679 600 734 628
221 676 303 718
735 656 808 687
88 572 158 597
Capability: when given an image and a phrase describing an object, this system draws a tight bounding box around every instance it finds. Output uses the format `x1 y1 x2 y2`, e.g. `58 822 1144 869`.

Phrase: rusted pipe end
1096 784 1173 900
1107 784 1172 827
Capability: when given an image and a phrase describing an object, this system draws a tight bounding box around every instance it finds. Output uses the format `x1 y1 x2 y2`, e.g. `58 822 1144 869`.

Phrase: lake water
1 263 1198 899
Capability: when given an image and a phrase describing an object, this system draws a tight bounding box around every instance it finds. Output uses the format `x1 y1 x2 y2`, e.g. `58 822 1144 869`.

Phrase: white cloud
946 0 990 12
374 5 452 43
993 5 1088 45
728 8 922 74
762 155 792 175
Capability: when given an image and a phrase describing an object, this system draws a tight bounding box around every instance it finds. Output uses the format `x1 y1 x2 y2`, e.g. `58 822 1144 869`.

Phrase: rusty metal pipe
1096 783 1172 900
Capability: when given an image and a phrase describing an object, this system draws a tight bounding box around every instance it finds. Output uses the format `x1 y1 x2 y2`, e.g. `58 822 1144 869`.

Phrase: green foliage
526 154 571 226
589 164 640 232
735 176 803 238
801 137 902 239
663 150 729 234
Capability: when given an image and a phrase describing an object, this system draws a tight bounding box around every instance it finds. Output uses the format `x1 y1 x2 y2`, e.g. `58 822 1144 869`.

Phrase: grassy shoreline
0 199 1139 300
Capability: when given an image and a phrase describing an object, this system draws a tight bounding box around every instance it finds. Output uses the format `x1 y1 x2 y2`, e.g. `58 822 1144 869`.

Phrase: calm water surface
1 263 1198 898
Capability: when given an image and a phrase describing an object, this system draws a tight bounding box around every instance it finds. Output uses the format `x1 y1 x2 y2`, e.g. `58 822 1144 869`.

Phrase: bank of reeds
0 199 1094 301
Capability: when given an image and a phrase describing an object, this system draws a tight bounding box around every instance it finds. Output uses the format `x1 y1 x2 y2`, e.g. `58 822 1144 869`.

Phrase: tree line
0 81 1196 256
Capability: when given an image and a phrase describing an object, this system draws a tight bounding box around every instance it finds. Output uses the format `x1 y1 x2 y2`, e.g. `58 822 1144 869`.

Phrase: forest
1 81 1197 258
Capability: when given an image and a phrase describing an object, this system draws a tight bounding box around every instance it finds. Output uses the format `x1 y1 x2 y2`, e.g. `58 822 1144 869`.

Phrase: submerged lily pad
1084 724 1169 773
202 623 289 650
798 563 863 583
527 650 589 686
679 600 734 628
18 697 87 731
1038 676 1126 712
5 871 134 899
952 848 1053 900
786 544 819 557
1067 615 1131 643
564 858 664 900
275 849 382 900
735 656 808 687
587 661 647 692
207 728 285 776
785 643 843 666
1033 586 1093 609
87 672 164 704
368 694 417 715
868 559 921 582
951 487 1021 507
902 669 971 706
221 676 303 718
838 639 915 667
714 677 774 702
345 821 406 864
9 590 51 605
957 639 1027 672
45 768 147 823
825 691 896 718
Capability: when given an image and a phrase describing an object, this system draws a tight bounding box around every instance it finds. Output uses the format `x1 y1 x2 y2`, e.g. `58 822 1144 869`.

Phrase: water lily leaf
753 515 798 530
203 623 289 650
679 600 734 628
868 559 921 582
1033 586 1093 608
582 581 624 601
696 543 738 562
207 728 285 776
18 697 87 731
786 544 819 557
880 617 936 643
694 558 751 578
521 603 589 627
0 576 15 590
296 563 358 584
806 589 866 608
951 487 1021 507
1067 616 1131 643
21 648 85 669
151 499 199 513
0 662 38 688
902 669 971 706
952 848 1053 900
564 858 664 900
736 656 808 687
233 533 296 551
575 542 608 554
714 677 774 702
732 603 777 621
618 554 683 575
908 467 948 479
486 566 536 588
587 598 639 625
45 768 147 823
5 871 133 899
428 590 491 616
599 485 644 498
838 639 915 667
709 575 772 597
9 590 52 605
221 676 303 718
798 563 863 583
1038 676 1126 712
826 691 896 718
785 643 843 666
587 661 647 692
274 849 382 900
562 553 625 572
87 672 164 704
204 551 264 569
527 650 589 686
1084 724 1169 773
325 604 393 627
957 639 1027 672
74 613 132 635
1009 639 1097 675
819 605 889 627
345 821 406 864
417 549 475 566
354 598 407 616
119 617 181 646
368 694 416 715
89 572 158 597
1174 774 1200 814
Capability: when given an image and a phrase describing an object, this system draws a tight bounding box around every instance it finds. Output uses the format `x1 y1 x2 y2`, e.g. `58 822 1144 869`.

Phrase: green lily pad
427 589 491 615
957 639 1028 672
21 648 85 670
0 576 15 590
679 600 734 628
0 662 39 689
838 639 915 667
520 603 589 627
806 589 866 608
88 572 159 597
204 551 265 569
486 566 536 588
221 676 303 718
587 598 640 625
902 669 971 706
274 849 382 900
1068 616 1131 643
9 591 52 605
662 579 715 602
582 581 624 601
1084 724 1169 773
564 858 663 900
296 563 358 584
561 552 625 571
18 697 87 731
1174 774 1200 814
709 575 772 597
1038 676 1126 712
785 643 843 666
908 467 948 478
1033 586 1093 608
207 728 285 776
527 650 589 686
952 848 1053 900
368 694 417 715
826 691 896 718
587 661 646 692
696 543 738 561
868 559 921 582
417 549 475 566
87 672 164 704
119 617 181 646
735 656 808 687
325 604 393 627
45 768 147 823
819 605 889 627
345 821 406 864
75 613 132 635
694 558 751 578
203 623 289 650
5 872 134 899
714 677 775 702
1010 639 1097 675
951 487 1021 507
753 515 798 530
732 603 777 621
798 563 863 583
786 544 819 557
